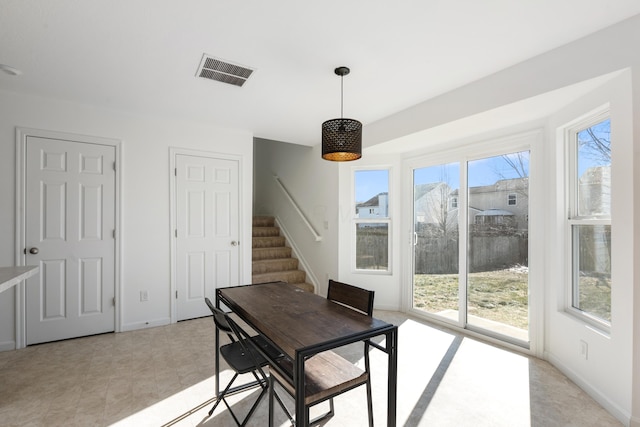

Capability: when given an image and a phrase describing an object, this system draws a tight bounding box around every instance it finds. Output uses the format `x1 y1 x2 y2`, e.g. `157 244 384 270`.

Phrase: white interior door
25 136 116 345
175 154 240 321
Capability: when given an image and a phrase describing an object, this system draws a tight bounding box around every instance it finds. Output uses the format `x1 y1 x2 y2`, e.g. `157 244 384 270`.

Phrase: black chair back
327 279 375 315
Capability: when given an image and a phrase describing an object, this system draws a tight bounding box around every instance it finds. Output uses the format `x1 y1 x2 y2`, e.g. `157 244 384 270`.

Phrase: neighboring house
579 166 611 216
413 182 453 227
467 177 529 230
356 192 388 218
413 178 529 231
474 208 516 227
578 166 612 272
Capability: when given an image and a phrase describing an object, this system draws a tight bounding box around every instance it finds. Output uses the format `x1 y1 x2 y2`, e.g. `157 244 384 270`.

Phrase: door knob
231 241 238 246
29 247 39 254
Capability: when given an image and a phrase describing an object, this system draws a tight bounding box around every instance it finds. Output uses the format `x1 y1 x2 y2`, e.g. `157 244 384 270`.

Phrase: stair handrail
273 175 322 242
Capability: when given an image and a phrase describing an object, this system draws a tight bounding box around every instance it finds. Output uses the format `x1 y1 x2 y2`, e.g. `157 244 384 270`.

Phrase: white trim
351 167 393 274
546 351 630 425
14 127 122 349
168 147 246 323
120 317 171 332
274 217 319 294
561 106 612 332
0 341 16 352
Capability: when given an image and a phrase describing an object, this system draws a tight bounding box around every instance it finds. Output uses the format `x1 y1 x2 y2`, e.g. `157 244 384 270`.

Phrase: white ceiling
1 1 639 147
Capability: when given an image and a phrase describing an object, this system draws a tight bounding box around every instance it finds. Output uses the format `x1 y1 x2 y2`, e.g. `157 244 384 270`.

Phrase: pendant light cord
340 74 344 119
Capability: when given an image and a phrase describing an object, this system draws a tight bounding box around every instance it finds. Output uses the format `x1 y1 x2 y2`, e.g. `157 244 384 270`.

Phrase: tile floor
0 311 623 426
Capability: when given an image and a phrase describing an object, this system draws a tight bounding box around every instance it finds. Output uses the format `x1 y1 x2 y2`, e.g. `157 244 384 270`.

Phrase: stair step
252 270 307 285
253 216 275 227
253 226 280 237
252 247 292 261
252 258 299 274
252 216 314 293
253 236 285 248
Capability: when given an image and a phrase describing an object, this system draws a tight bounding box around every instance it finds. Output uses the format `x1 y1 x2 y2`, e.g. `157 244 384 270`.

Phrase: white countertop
0 266 39 294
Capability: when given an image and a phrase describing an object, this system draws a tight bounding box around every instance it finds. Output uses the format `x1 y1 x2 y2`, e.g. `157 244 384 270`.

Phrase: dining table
215 281 398 427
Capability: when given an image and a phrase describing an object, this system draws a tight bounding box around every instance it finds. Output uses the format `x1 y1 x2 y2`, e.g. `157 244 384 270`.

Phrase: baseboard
0 340 16 352
120 317 171 332
630 415 640 427
546 351 631 426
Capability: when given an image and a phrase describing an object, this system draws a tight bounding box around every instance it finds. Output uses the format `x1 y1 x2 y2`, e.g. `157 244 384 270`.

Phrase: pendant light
321 66 362 161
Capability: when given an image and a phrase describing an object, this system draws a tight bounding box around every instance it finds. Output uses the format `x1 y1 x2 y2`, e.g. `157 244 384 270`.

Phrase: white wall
0 90 253 347
545 72 634 424
253 138 339 296
357 14 640 427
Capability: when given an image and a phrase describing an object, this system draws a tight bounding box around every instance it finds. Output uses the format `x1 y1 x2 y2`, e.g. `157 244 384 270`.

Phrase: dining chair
268 280 375 427
205 297 288 426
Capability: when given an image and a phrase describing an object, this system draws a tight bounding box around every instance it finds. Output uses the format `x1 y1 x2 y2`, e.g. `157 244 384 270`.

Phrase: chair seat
220 335 282 374
271 350 369 406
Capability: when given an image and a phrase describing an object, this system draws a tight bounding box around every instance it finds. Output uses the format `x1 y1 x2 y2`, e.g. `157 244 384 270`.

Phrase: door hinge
175 168 177 176
113 161 116 171
175 229 178 238
175 290 178 299
112 297 116 306
113 229 116 239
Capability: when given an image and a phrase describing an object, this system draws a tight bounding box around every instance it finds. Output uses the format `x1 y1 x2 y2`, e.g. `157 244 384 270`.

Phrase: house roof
414 183 444 200
1 2 639 146
357 192 387 208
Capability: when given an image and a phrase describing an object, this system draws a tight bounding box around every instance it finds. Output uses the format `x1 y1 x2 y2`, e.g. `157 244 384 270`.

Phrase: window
567 115 611 327
412 149 530 344
508 193 517 206
354 169 390 271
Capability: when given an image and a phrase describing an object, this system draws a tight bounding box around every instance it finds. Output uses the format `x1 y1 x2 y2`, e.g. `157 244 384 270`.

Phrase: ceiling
1 1 640 147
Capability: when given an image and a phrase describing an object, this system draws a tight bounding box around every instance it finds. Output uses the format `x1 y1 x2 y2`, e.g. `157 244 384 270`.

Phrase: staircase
252 216 315 293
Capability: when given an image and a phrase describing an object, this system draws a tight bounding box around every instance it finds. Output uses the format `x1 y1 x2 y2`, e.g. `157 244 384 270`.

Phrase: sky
355 151 530 203
355 170 388 203
355 117 610 203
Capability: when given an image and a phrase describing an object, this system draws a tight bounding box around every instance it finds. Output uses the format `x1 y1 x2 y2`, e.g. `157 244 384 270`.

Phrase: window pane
572 224 611 322
355 170 389 217
412 163 460 317
356 223 388 270
577 119 611 217
467 151 529 340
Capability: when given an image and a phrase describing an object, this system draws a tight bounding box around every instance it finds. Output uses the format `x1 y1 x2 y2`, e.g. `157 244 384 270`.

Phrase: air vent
196 54 254 87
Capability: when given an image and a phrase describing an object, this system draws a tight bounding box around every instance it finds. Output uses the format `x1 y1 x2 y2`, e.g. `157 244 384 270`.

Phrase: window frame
564 108 612 332
353 168 392 274
508 193 517 206
451 196 458 209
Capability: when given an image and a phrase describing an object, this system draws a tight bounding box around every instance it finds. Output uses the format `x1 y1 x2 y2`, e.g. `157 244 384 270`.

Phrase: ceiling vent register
196 54 254 87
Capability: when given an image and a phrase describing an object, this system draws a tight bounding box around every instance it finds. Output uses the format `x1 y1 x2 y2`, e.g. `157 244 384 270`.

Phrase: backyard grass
413 267 611 330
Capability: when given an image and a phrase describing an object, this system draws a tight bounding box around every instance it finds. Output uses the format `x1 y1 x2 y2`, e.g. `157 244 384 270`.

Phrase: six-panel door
25 136 116 345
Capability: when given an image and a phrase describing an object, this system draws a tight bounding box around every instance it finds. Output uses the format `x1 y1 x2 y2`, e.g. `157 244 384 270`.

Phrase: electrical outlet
580 340 588 360
140 290 149 302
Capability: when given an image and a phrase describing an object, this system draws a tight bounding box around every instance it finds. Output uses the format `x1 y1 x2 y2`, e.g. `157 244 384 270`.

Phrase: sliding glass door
412 162 460 322
412 151 530 344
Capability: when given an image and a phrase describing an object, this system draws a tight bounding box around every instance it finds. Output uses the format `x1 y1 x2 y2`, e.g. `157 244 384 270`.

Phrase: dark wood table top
218 282 394 358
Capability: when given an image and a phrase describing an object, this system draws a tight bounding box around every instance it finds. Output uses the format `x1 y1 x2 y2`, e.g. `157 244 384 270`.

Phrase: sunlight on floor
111 319 532 426
102 315 616 426
109 375 216 426
392 319 531 426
